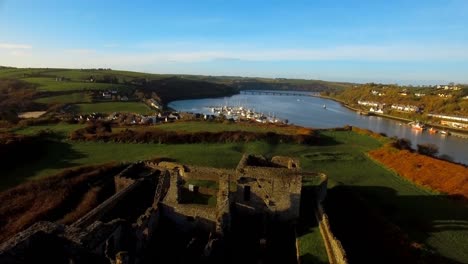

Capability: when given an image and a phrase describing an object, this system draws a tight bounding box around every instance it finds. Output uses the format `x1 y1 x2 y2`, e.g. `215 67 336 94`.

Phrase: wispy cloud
9 50 31 57
92 43 468 62
152 45 467 62
64 49 96 55
1 43 467 84
0 43 32 49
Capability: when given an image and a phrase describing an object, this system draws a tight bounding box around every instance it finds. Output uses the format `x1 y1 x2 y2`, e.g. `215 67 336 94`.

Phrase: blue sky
1 0 467 84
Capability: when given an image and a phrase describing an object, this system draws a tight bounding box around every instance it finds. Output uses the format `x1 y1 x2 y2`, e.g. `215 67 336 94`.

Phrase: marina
169 92 468 165
208 105 285 123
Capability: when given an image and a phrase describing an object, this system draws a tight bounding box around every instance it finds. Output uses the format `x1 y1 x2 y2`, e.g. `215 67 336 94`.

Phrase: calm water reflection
169 94 468 165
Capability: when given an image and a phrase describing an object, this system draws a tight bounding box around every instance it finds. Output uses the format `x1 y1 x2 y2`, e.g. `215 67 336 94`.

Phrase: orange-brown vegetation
0 79 43 125
0 163 125 243
369 147 468 200
58 186 102 225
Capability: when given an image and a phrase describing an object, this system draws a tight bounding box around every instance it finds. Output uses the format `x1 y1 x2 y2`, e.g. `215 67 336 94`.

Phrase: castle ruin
0 154 333 264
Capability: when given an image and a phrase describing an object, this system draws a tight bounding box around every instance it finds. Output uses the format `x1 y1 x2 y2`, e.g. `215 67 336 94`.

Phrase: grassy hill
0 67 355 120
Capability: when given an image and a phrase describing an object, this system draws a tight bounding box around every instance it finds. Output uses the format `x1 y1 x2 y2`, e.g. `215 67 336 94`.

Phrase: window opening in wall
244 185 251 201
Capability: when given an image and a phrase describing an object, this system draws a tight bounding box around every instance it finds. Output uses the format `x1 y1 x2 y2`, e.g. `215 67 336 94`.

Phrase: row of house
437 85 461 91
391 104 420 112
428 113 468 123
107 112 180 125
357 100 383 107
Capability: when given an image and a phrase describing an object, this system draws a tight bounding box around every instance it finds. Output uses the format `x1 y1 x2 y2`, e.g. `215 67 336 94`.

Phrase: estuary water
169 93 468 165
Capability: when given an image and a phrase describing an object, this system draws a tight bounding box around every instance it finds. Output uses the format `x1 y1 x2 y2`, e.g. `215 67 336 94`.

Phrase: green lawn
185 179 219 189
298 217 329 264
35 92 92 104
23 77 129 92
74 102 153 114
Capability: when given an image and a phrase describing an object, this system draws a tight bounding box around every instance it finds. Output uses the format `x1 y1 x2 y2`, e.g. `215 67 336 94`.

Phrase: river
168 92 468 165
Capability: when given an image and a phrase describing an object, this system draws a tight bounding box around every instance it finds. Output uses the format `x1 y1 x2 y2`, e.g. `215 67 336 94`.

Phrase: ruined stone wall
160 203 217 232
271 156 300 169
235 166 302 221
216 174 231 235
163 169 181 204
0 220 128 264
1 164 178 264
316 205 347 264
179 165 234 182
147 161 186 177
316 173 328 204
160 168 222 233
115 176 136 193
133 170 170 261
72 179 144 228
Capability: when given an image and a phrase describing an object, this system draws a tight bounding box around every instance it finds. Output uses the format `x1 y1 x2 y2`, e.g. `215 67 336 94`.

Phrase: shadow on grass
300 254 329 264
314 132 342 146
323 185 468 264
296 185 329 264
1 139 87 191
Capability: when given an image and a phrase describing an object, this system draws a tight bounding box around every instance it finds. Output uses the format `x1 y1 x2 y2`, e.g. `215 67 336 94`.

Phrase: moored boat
440 130 451 136
410 122 425 130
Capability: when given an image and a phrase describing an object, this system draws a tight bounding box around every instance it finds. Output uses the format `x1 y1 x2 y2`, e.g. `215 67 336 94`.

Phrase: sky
1 0 467 84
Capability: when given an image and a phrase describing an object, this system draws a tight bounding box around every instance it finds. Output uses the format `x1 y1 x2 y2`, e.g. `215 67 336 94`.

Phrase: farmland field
13 123 86 137
22 77 129 92
74 102 153 114
35 92 92 104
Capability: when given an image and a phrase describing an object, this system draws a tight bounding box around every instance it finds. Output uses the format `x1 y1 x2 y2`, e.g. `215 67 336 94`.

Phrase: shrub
416 143 439 157
392 138 413 151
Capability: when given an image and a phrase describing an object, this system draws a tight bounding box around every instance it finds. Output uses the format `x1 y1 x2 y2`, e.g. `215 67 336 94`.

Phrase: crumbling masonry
0 154 326 264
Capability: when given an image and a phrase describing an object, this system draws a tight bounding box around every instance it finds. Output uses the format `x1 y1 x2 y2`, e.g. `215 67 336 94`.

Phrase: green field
12 123 86 137
2 124 467 262
23 77 129 92
74 102 153 114
36 92 92 104
0 68 169 82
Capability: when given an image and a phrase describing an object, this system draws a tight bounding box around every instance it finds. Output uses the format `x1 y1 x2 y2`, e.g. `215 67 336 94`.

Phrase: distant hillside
143 77 238 103
0 67 355 109
0 66 353 91
230 79 351 92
